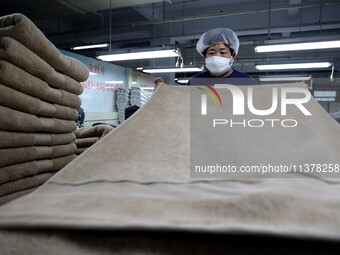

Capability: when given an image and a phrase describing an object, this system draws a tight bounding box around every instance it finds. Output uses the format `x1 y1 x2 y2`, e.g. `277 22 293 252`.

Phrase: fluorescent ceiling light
255 40 340 53
136 67 143 70
256 62 331 70
259 76 311 82
143 67 202 73
97 49 179 61
131 82 138 84
72 43 109 50
175 79 189 84
105 81 124 84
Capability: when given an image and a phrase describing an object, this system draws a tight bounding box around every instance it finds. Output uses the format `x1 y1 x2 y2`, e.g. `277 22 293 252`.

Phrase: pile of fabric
0 14 89 205
116 88 130 123
74 125 114 155
129 87 152 107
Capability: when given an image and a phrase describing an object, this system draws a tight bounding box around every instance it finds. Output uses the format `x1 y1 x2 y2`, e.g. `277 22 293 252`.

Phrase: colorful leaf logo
197 83 223 106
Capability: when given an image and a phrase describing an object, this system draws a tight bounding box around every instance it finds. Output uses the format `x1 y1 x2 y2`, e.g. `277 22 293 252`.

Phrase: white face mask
205 56 233 76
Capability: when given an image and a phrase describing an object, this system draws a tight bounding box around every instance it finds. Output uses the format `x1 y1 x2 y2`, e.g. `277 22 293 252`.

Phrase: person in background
187 27 257 86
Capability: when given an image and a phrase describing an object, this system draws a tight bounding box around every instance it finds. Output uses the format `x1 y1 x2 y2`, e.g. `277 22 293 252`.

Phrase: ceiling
1 0 340 88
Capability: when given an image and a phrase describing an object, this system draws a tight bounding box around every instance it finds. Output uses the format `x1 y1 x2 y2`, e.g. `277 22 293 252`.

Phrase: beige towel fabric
0 37 83 95
0 60 81 109
0 131 76 149
0 14 87 204
74 125 114 155
0 155 76 185
0 13 89 82
0 173 53 197
0 84 78 120
0 83 339 252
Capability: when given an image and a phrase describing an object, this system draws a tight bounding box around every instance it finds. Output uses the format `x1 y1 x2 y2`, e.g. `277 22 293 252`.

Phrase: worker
187 27 257 86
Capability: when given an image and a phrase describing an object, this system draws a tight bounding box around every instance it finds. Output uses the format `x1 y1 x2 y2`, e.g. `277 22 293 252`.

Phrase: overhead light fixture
256 62 331 70
143 67 202 73
97 49 179 62
105 81 124 84
259 76 311 82
174 78 189 84
72 43 109 50
136 67 143 70
255 40 340 53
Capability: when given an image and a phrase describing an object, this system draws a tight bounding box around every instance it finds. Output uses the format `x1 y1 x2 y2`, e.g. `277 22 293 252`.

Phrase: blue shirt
187 69 257 86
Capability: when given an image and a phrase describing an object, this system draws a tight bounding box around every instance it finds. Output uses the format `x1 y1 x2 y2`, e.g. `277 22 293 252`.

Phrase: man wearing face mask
187 28 257 86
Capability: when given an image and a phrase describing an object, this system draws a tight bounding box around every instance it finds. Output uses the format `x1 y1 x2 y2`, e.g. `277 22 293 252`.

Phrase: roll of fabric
0 60 81 109
0 131 76 149
0 37 83 95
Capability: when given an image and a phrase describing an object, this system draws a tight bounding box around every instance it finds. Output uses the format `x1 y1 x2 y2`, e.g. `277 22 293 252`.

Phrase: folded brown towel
0 172 53 197
0 37 83 95
0 143 76 168
0 60 81 109
0 13 89 82
0 154 76 185
52 154 76 172
75 147 89 155
0 105 77 133
74 137 100 148
0 84 78 120
75 125 114 139
0 187 36 206
0 131 76 149
0 160 52 185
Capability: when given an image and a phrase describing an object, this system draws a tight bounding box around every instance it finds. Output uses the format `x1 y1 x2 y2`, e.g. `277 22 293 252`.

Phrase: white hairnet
196 28 239 57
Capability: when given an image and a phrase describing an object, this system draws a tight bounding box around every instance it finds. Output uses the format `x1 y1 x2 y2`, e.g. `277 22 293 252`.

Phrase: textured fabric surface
0 131 76 149
0 173 53 197
0 105 77 133
0 143 76 168
0 13 89 82
0 83 339 252
0 60 81 108
0 84 78 120
75 125 114 139
0 188 36 206
1 230 340 255
0 37 83 95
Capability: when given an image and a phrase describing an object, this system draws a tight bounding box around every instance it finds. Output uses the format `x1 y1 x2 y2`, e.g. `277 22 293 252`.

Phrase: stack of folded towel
0 14 89 205
117 88 130 123
130 87 152 107
74 125 114 155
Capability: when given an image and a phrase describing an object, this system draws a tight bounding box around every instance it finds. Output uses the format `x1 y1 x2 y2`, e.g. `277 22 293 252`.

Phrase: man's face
205 43 233 59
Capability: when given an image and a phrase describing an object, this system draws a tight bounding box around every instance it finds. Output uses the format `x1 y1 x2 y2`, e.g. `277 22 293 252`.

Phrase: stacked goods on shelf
75 125 114 155
116 88 130 123
129 87 152 107
0 14 89 205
